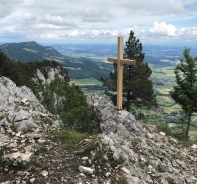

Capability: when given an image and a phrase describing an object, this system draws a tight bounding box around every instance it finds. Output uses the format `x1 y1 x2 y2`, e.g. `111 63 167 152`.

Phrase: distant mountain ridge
0 41 113 80
0 41 64 62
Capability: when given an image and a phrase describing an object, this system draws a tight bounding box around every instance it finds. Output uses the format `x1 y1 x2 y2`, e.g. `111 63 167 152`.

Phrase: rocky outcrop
1 75 197 183
0 77 61 166
31 66 67 85
31 66 68 109
87 92 197 184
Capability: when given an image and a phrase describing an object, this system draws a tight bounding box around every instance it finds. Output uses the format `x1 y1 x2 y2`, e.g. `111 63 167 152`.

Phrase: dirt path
0 134 124 184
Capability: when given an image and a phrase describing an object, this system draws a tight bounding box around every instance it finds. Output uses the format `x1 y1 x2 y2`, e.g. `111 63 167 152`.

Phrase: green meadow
73 78 102 86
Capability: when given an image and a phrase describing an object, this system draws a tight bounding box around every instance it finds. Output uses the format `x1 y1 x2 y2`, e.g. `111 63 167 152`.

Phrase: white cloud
149 21 177 36
0 0 196 43
80 3 111 22
0 0 24 18
148 21 197 41
42 14 76 27
176 27 197 40
119 0 186 15
68 30 85 37
40 33 61 39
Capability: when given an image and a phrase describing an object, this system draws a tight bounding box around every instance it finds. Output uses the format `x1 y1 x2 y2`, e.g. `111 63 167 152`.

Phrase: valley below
53 43 197 137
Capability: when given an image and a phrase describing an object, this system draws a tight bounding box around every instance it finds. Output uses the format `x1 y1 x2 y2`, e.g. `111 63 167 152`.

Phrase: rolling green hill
61 57 112 80
0 41 64 62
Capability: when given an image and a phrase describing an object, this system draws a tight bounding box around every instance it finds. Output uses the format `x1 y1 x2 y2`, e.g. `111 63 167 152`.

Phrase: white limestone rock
159 132 166 136
30 178 36 183
100 119 117 133
41 170 48 177
20 87 37 102
32 67 66 85
2 151 34 166
78 166 94 175
191 144 197 149
0 76 62 167
0 83 9 102
14 118 37 132
33 69 46 85
0 133 11 147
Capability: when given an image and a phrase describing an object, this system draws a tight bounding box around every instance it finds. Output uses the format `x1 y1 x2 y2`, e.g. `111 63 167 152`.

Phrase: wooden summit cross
108 36 136 110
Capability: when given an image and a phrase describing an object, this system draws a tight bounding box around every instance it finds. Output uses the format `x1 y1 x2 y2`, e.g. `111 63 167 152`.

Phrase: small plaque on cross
107 36 136 110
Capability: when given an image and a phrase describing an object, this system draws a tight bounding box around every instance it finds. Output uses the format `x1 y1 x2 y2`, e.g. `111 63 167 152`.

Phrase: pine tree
101 30 157 111
170 48 197 139
0 49 7 76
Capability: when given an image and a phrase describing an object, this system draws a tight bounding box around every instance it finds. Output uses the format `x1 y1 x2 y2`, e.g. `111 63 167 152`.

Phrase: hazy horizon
0 40 196 48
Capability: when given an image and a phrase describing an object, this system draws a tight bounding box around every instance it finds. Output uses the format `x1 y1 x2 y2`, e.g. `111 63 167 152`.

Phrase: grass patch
51 127 87 149
117 177 129 184
165 177 175 184
156 95 174 107
178 139 193 147
78 136 105 165
35 145 48 154
40 163 51 170
73 78 102 86
54 172 63 180
162 104 181 114
0 115 6 121
80 136 100 154
23 48 38 53
25 158 40 171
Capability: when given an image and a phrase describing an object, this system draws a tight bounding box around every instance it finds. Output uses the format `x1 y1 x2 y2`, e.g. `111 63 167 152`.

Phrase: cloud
176 27 197 40
80 3 111 22
39 33 61 39
0 0 24 18
42 14 77 27
119 0 186 15
67 30 86 37
149 21 177 36
0 0 196 43
148 21 197 41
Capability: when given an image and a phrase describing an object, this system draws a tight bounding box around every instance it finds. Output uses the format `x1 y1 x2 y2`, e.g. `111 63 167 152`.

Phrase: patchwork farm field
152 66 197 135
74 78 102 86
151 65 176 112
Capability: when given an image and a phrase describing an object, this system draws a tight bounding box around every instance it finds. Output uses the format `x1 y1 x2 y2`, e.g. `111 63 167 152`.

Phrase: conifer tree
170 48 197 139
101 30 157 111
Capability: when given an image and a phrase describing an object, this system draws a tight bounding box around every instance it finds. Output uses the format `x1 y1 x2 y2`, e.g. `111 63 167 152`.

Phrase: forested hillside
62 57 112 80
0 41 63 62
0 50 98 133
0 49 68 87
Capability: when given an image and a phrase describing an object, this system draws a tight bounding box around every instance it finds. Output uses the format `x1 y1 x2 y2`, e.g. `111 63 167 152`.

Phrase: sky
0 0 197 45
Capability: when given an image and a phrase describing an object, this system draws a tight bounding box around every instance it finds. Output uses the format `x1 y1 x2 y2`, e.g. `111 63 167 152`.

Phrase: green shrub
41 79 99 134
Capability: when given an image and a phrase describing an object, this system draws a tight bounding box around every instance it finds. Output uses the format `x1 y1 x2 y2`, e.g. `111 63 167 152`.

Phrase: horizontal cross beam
108 57 136 65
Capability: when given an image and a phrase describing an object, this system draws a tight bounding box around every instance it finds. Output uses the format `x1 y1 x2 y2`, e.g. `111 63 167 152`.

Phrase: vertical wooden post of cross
117 36 123 110
108 36 136 110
